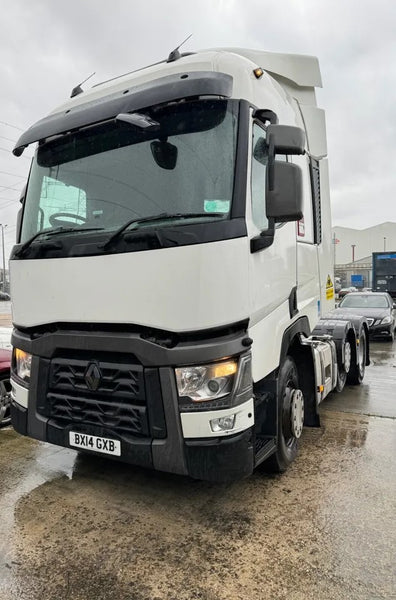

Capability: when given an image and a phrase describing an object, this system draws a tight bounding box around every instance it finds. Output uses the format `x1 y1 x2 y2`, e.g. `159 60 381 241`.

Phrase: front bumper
368 322 393 338
11 324 255 482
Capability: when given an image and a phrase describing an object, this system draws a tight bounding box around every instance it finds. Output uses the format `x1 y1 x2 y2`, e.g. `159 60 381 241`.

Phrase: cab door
292 153 320 326
247 121 298 380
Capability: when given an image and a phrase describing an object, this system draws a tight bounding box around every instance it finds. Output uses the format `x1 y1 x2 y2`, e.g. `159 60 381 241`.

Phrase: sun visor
13 71 233 156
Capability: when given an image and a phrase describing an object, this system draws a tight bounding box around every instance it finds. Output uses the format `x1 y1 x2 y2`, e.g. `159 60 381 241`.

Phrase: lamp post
384 237 387 252
351 244 356 263
0 224 7 293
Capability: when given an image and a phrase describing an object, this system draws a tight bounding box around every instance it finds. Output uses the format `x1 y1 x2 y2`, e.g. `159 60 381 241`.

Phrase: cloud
0 0 395 258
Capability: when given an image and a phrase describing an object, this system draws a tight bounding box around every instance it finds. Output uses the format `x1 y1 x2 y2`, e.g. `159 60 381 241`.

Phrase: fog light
210 414 236 432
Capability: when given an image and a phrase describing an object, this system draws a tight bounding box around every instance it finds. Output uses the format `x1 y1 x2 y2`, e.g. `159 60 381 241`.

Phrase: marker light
13 348 32 383
253 67 264 79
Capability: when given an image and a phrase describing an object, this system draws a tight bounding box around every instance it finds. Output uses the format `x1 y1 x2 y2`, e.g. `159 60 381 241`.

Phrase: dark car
0 348 11 427
336 292 396 341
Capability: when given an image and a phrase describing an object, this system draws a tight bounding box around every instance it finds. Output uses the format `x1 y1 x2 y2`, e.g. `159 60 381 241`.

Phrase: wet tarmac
1 339 395 599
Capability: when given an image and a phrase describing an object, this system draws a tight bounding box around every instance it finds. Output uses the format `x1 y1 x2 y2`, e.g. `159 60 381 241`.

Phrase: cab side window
251 123 268 231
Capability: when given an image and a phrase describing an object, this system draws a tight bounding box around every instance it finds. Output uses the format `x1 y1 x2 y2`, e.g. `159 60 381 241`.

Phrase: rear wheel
335 338 352 393
266 356 303 473
347 330 366 385
0 374 11 427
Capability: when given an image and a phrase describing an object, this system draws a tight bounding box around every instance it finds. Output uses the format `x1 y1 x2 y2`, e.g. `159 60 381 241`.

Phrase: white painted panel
11 378 29 408
180 398 254 439
10 238 250 331
249 299 294 382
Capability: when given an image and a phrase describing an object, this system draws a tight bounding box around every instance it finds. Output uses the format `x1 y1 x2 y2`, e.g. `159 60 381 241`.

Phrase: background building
335 256 372 289
332 222 396 264
332 222 396 289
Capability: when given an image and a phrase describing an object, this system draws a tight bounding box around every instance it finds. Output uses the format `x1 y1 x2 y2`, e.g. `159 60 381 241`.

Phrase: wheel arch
279 317 319 427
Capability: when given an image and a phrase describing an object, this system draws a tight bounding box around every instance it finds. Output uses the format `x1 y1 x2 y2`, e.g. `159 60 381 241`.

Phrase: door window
251 123 268 231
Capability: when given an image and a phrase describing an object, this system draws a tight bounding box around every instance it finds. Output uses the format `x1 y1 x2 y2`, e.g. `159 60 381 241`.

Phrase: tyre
0 374 11 428
335 338 352 393
266 356 303 473
388 329 394 343
347 329 366 385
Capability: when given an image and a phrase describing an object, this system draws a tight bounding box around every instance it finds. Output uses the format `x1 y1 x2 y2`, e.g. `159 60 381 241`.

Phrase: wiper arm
103 212 226 250
15 226 104 258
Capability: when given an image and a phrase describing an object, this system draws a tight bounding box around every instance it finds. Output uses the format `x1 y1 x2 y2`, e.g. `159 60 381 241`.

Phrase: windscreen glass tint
341 294 389 308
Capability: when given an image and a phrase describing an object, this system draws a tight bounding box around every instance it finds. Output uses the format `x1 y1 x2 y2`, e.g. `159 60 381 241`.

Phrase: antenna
70 72 96 98
167 34 193 63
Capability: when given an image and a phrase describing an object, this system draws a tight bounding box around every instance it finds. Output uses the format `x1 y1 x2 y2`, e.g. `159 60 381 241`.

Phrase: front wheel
347 330 366 385
266 356 303 473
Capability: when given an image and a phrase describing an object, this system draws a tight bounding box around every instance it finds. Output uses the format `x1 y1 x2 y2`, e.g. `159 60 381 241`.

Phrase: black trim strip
11 321 250 368
10 217 247 261
13 72 233 156
231 100 250 219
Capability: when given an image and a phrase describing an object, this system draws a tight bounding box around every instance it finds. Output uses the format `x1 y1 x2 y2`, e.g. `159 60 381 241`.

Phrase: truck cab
10 48 369 481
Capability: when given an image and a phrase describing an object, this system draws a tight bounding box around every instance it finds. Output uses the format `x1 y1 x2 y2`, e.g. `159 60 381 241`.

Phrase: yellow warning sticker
326 274 334 299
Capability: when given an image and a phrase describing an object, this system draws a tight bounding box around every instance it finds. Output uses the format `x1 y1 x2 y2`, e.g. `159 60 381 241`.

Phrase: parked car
0 292 10 300
0 348 11 427
338 286 358 299
336 292 396 341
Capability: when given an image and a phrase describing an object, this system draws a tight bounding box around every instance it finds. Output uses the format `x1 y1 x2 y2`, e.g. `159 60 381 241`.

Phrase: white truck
10 48 369 481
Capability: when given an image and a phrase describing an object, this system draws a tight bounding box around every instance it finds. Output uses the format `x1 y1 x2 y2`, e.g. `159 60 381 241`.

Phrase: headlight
175 359 237 402
13 348 32 383
175 354 252 408
381 316 392 324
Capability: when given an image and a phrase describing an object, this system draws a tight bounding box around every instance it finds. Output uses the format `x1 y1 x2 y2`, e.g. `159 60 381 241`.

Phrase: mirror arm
250 231 275 253
267 135 275 192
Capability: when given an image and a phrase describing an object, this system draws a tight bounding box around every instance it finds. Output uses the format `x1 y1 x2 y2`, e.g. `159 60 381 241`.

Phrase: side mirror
266 161 303 223
266 125 305 155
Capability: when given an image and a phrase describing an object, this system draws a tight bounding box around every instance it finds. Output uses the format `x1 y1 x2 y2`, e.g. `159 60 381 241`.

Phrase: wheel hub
344 341 351 373
290 389 304 438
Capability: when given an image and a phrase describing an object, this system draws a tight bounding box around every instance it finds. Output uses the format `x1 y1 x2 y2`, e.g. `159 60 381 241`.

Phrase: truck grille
46 393 148 436
42 357 148 437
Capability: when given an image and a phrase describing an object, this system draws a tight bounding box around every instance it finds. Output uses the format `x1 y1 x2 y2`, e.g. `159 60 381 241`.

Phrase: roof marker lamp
13 348 32 384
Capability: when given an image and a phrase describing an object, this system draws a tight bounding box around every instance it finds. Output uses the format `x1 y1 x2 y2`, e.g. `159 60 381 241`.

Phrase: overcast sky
0 0 395 258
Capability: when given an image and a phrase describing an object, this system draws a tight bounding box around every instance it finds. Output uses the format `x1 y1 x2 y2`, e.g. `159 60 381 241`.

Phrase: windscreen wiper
102 212 226 250
15 226 105 258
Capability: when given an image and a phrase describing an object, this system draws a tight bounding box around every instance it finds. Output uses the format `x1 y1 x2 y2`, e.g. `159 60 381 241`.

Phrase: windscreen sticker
204 200 230 213
326 274 334 300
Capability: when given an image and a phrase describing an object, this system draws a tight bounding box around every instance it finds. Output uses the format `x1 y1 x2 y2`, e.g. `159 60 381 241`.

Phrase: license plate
69 431 121 456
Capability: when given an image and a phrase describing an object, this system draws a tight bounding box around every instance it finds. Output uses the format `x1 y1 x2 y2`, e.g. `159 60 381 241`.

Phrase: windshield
340 294 389 309
21 100 238 243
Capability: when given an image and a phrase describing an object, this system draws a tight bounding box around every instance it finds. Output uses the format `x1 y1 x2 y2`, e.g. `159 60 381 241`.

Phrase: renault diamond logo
85 363 102 391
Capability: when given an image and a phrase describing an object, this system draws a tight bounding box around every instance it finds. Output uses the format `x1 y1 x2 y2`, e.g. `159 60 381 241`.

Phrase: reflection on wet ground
322 340 396 418
0 342 395 599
